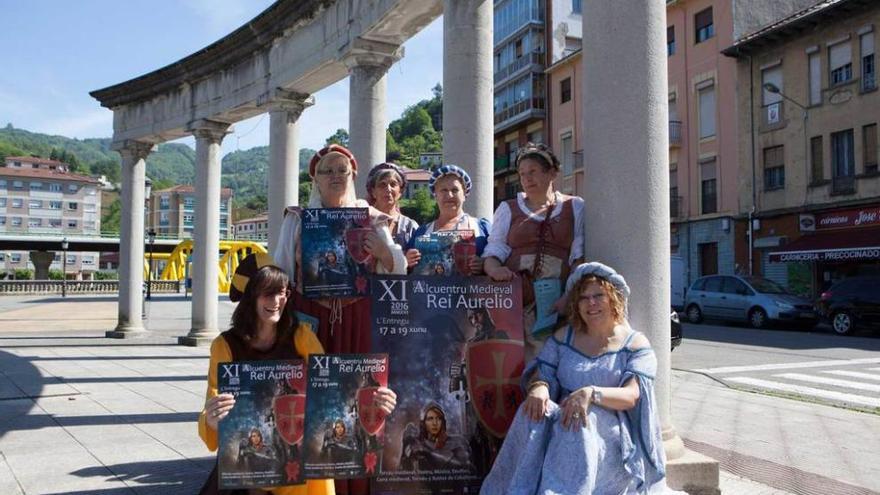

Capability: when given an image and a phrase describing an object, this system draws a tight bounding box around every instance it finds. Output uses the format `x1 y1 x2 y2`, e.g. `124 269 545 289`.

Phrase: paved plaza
0 295 877 494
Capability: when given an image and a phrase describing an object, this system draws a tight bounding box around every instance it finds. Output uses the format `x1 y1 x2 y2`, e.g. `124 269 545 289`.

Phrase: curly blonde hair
565 274 627 333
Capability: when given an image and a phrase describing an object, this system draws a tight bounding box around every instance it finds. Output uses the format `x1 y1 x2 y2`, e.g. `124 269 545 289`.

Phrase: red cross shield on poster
465 340 525 438
357 386 387 436
345 227 373 264
274 394 306 445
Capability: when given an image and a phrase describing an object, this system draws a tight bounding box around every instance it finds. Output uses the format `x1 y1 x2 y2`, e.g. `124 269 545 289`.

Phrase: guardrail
0 280 182 295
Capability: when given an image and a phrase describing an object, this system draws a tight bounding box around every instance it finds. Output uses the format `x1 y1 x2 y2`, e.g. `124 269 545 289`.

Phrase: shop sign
770 247 880 263
814 207 880 230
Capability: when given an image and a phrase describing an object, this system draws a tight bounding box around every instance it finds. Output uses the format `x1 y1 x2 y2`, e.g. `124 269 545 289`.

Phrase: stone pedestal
582 0 719 490
108 140 155 339
442 0 494 220
268 90 313 253
29 251 54 280
180 119 232 347
344 38 402 194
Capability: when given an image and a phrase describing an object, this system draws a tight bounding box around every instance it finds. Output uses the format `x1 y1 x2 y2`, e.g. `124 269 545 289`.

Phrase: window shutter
699 86 716 138
861 32 875 57
829 42 852 71
809 53 822 105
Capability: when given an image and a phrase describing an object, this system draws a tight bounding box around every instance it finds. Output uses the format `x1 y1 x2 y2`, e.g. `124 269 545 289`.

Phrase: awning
768 228 880 263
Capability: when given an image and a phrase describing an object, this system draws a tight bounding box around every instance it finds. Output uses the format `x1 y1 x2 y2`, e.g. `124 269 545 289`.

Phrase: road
673 320 880 412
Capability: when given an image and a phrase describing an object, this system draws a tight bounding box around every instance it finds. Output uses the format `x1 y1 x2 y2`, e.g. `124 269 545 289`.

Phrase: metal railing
669 121 682 146
494 96 546 125
0 280 181 295
494 52 545 84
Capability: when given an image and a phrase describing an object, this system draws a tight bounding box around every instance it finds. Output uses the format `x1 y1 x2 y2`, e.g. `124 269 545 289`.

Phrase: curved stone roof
90 0 330 108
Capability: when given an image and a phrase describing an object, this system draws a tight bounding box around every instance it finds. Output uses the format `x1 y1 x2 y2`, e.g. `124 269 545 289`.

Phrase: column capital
111 140 157 161
266 89 315 121
187 119 233 143
341 37 404 72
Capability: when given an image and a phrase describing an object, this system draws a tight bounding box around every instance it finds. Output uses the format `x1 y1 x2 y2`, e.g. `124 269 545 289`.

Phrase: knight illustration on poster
217 360 308 489
371 275 524 494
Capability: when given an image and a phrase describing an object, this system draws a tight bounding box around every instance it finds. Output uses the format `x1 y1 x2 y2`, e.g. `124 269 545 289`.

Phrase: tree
400 187 437 225
325 129 350 148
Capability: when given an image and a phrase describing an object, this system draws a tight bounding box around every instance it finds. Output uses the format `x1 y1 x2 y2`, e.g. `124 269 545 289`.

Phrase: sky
0 0 444 156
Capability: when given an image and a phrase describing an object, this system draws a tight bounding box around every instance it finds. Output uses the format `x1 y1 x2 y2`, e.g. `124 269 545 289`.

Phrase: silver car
684 275 817 329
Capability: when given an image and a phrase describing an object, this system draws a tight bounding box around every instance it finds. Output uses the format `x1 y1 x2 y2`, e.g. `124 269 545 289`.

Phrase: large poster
300 207 372 298
217 360 307 489
370 275 524 494
411 230 476 277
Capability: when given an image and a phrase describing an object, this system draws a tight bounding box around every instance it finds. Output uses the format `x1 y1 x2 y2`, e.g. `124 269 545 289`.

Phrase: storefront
767 205 880 297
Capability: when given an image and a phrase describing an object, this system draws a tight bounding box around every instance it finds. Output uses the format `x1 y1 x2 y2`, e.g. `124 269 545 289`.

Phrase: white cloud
40 108 113 138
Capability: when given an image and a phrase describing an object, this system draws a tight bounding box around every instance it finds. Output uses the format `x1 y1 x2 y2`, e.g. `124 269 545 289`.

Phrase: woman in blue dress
481 262 684 495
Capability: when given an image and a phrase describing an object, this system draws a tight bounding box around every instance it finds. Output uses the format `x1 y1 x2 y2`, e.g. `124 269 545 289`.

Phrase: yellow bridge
144 240 268 293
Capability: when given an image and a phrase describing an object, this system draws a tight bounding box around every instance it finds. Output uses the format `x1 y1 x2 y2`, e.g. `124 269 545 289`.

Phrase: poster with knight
370 275 524 494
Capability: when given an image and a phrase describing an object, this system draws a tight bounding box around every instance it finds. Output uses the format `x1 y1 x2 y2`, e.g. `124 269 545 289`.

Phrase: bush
14 268 33 280
94 270 118 280
48 269 64 280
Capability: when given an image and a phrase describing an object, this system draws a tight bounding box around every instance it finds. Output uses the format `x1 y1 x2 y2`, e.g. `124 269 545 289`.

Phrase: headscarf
307 144 359 208
429 164 472 196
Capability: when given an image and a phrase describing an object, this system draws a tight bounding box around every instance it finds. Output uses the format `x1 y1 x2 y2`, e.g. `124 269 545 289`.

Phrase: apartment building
147 185 233 239
233 213 269 241
0 156 101 278
492 0 583 206
724 0 880 296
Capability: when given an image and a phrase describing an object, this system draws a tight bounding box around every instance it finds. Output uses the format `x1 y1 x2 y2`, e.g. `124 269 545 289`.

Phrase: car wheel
831 311 855 335
749 307 768 329
686 304 703 324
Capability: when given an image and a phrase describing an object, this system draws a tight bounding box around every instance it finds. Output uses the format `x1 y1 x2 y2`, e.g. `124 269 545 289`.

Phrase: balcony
669 121 682 147
831 175 856 195
494 52 545 85
670 195 684 220
494 96 546 131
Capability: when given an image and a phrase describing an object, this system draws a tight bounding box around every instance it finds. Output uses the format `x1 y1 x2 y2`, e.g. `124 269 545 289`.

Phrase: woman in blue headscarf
404 165 491 274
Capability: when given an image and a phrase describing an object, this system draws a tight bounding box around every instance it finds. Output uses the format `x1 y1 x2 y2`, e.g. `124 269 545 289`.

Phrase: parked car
684 275 817 329
671 310 683 350
815 276 880 335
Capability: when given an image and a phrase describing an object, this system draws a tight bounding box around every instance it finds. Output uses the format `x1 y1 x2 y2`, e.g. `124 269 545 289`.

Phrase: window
13 181 23 189
183 214 194 226
67 220 77 228
810 136 824 182
0 217 5 226
862 32 876 91
49 201 62 210
762 66 783 106
0 198 5 207
49 219 62 228
572 0 582 14
67 184 77 193
29 182 42 190
28 218 42 227
160 212 169 226
85 186 96 196
11 217 22 227
160 196 170 209
864 124 878 174
698 84 716 139
12 199 22 208
669 170 680 217
515 38 524 58
49 183 62 192
184 197 195 210
83 203 97 212
66 255 77 264
695 8 714 44
829 41 853 85
82 255 95 266
832 129 855 177
11 253 21 262
809 52 822 105
560 77 572 103
763 146 785 190
29 200 42 209
700 159 717 214
561 134 574 175
0 180 5 189
722 277 751 296
67 202 77 211
667 26 676 56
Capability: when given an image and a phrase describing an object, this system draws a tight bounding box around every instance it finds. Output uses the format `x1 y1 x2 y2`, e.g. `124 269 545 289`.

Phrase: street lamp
61 237 69 297
147 229 156 300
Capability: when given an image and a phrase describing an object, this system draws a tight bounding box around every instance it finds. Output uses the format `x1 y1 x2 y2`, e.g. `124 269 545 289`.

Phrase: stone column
582 1 718 492
344 38 403 194
443 0 493 220
107 140 155 338
29 251 54 280
180 120 232 347
268 90 314 253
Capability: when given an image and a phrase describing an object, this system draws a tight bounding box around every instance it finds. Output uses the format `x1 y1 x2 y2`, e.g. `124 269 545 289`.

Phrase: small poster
370 275 524 494
301 207 372 298
532 278 562 336
412 230 476 277
217 360 307 489
303 354 390 480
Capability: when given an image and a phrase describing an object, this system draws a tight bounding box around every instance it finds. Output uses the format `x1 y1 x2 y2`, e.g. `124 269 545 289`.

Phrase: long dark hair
229 265 294 343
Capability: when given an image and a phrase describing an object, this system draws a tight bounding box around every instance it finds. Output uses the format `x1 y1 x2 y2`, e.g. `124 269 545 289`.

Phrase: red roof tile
4 156 70 167
0 166 98 184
